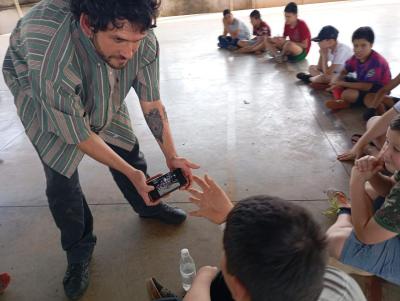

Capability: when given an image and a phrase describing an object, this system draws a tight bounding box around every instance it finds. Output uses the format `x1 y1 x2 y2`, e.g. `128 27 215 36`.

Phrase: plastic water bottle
180 248 196 291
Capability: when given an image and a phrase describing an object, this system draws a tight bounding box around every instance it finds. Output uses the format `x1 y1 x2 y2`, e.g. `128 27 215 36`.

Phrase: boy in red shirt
237 9 271 54
264 2 311 63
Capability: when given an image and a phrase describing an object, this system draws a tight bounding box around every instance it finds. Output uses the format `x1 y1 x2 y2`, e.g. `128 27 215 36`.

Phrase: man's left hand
167 156 200 188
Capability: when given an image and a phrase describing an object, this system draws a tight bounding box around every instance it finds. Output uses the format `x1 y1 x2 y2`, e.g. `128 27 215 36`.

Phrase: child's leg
341 89 359 104
310 74 331 84
326 214 353 259
366 116 386 149
308 65 322 77
264 38 280 56
281 41 303 56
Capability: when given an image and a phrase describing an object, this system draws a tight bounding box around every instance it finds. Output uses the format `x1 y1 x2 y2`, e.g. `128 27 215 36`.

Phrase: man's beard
92 35 127 70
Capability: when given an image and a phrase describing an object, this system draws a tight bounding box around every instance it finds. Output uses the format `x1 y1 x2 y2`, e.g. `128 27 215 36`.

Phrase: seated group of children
144 3 400 301
219 2 397 122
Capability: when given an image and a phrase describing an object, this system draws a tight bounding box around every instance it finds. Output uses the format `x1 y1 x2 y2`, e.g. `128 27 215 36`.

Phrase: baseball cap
312 25 339 42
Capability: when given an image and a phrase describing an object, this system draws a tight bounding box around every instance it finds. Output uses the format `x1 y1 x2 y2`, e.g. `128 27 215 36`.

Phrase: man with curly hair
2 0 199 299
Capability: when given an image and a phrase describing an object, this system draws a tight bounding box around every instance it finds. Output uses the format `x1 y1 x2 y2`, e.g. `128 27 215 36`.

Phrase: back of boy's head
223 195 327 301
223 9 231 16
390 115 400 131
352 26 375 44
284 2 298 14
250 9 261 19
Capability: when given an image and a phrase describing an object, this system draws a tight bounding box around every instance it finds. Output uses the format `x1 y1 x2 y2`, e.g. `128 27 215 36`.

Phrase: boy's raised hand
187 175 234 225
353 154 384 181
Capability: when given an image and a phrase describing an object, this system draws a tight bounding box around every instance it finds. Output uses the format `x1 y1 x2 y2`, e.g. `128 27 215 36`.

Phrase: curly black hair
70 0 161 32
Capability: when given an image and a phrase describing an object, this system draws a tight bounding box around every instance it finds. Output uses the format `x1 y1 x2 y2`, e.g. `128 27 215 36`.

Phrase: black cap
312 25 339 42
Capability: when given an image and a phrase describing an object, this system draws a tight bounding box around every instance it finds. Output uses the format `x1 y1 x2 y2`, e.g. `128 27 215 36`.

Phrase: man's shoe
140 203 187 225
296 72 312 83
146 277 178 300
325 99 350 110
63 261 90 300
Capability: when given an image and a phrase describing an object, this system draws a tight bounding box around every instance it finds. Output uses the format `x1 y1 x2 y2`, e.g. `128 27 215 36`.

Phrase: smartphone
147 168 188 202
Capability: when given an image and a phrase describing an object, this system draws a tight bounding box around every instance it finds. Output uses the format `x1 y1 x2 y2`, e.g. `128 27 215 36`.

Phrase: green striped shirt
2 0 160 177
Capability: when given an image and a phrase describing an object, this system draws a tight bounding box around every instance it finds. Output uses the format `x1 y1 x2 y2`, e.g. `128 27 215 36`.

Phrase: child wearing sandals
326 115 400 285
326 26 392 121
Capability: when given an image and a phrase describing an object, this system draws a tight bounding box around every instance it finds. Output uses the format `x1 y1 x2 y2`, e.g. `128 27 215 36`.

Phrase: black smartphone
147 168 188 201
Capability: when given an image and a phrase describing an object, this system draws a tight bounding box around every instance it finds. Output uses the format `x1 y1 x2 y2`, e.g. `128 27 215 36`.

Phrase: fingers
188 188 203 199
185 160 201 169
337 151 355 161
193 175 210 191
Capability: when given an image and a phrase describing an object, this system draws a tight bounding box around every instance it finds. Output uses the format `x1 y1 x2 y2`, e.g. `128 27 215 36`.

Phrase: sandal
323 190 351 217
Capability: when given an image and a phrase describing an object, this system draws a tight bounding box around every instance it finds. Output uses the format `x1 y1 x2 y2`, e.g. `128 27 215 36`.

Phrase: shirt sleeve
380 61 392 86
374 179 400 234
345 57 355 73
298 21 310 42
132 32 160 102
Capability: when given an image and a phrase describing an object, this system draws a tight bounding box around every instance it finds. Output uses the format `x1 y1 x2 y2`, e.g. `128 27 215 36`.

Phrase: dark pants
43 142 162 264
218 35 239 49
156 272 233 301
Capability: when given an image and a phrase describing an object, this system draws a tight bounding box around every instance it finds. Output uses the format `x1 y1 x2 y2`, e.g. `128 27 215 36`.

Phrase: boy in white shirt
297 26 352 90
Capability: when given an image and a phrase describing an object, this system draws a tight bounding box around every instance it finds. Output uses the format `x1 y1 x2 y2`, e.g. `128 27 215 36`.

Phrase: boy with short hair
326 26 392 121
264 2 311 63
147 176 366 301
297 25 352 90
237 9 271 54
218 9 251 50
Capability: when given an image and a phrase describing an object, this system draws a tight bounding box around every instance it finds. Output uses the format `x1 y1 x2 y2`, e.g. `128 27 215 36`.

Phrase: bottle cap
181 248 189 256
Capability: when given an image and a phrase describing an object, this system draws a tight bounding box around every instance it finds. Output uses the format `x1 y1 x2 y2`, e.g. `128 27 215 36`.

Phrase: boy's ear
229 275 251 301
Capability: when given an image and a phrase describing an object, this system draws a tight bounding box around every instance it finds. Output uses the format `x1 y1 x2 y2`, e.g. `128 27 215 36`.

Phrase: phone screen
153 172 181 196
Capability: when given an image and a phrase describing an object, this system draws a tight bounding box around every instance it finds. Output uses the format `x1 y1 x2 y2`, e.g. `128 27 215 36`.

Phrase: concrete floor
1 0 400 300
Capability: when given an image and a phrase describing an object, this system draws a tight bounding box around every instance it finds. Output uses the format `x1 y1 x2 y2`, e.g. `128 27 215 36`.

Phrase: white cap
181 248 189 256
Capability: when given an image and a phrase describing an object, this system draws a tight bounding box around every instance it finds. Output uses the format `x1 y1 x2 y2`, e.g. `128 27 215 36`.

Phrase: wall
0 0 345 34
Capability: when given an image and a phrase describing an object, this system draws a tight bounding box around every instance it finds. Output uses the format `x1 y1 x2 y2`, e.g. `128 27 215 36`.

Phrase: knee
326 230 351 259
363 94 375 108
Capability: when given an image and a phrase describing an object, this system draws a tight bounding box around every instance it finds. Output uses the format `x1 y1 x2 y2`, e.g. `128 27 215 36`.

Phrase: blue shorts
340 197 400 285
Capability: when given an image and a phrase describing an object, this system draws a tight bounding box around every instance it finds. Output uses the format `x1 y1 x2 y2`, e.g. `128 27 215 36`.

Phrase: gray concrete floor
1 0 400 300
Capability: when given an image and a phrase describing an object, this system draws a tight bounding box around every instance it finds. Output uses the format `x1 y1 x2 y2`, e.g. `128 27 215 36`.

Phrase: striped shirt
2 0 160 178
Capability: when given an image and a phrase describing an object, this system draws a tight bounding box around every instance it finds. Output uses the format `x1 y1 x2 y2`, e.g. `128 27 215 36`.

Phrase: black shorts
344 77 383 106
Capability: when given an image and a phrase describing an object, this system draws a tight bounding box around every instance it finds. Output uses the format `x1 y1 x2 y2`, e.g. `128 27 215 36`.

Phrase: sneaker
140 203 187 225
0 273 10 294
325 99 350 110
296 72 312 83
63 261 90 300
363 108 377 121
146 277 178 300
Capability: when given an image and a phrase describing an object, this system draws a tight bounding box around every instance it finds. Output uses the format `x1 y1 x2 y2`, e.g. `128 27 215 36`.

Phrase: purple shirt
345 50 391 86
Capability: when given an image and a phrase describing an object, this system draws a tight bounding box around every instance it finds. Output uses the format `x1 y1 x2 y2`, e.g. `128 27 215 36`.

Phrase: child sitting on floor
237 9 271 54
297 25 352 90
327 115 400 286
218 9 251 50
326 26 392 121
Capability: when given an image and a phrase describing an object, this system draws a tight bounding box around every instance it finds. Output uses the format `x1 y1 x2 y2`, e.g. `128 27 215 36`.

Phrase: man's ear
79 14 93 37
228 275 251 301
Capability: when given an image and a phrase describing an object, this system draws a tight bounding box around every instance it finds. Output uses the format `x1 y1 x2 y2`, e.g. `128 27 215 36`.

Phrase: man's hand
187 175 234 224
353 155 384 182
167 156 200 188
196 266 219 282
126 169 159 206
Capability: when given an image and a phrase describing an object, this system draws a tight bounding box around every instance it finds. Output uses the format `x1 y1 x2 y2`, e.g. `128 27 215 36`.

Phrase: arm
372 73 400 106
230 29 240 39
319 48 328 74
78 132 155 204
183 266 218 301
350 155 397 244
140 100 199 185
222 20 228 36
337 108 397 161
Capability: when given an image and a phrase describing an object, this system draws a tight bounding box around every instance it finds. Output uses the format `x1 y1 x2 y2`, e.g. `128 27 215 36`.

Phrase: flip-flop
323 189 351 217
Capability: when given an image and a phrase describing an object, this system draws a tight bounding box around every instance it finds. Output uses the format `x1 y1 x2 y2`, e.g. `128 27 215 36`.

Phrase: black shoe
63 261 90 300
296 72 312 83
146 277 178 300
363 108 377 121
140 203 187 225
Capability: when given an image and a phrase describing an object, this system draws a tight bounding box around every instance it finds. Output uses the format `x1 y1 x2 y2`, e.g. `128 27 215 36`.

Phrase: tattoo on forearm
144 108 164 144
